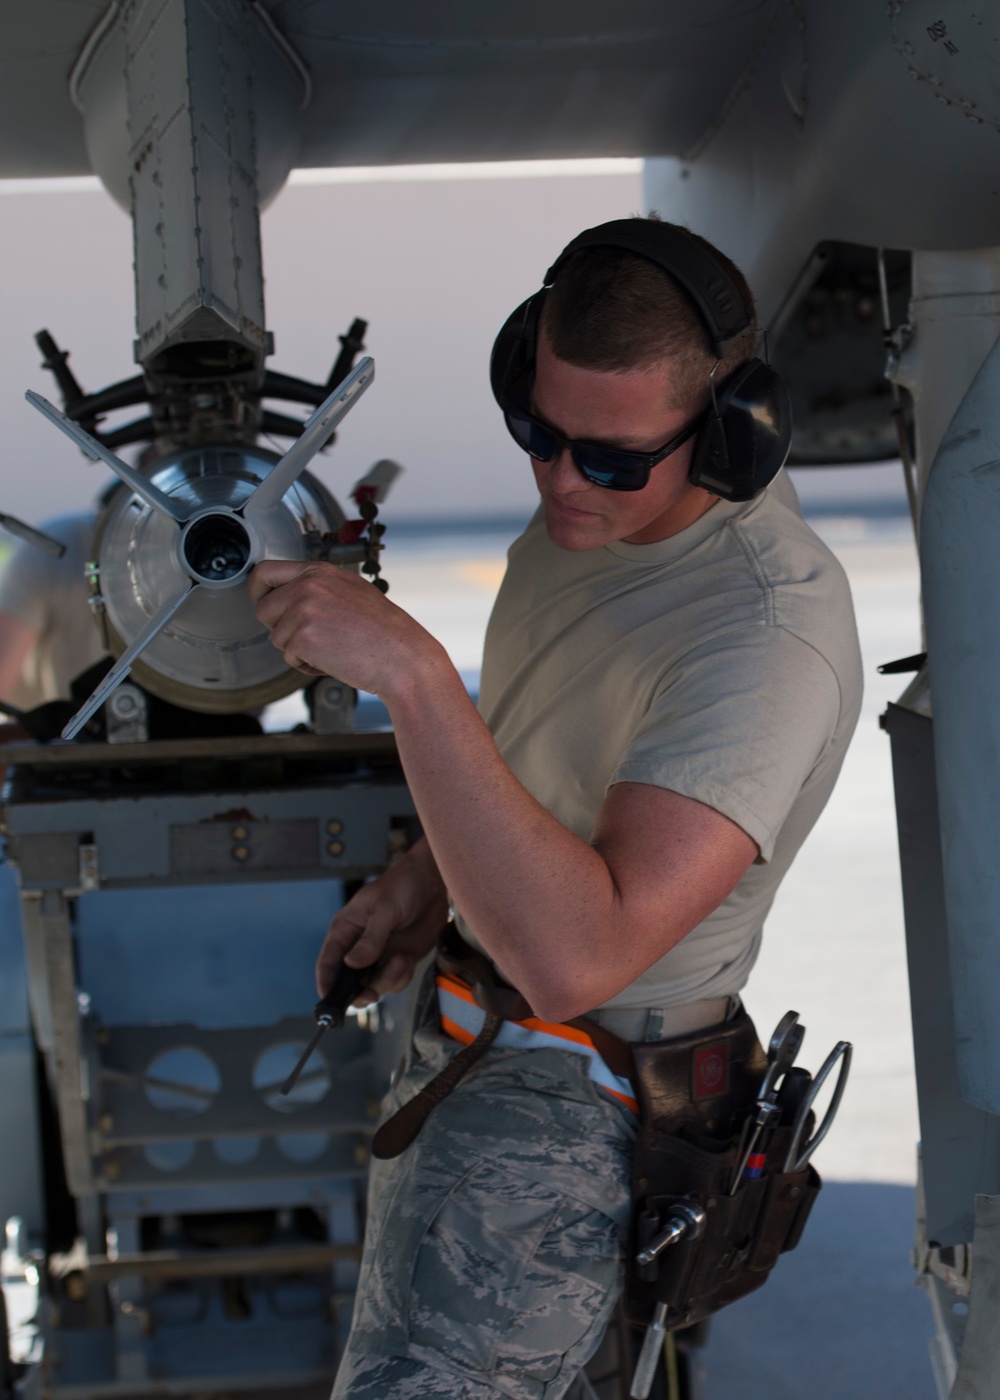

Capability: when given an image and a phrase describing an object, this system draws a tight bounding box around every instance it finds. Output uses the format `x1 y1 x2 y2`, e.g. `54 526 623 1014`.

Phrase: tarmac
359 503 938 1400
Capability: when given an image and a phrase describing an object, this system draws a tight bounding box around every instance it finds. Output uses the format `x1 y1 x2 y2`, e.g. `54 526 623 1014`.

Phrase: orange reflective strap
435 972 639 1113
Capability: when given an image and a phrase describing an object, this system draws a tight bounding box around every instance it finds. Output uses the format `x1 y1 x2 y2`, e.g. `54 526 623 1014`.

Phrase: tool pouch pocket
623 1012 822 1330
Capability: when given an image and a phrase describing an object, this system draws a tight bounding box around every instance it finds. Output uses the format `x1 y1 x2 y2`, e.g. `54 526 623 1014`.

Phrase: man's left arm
251 559 759 1021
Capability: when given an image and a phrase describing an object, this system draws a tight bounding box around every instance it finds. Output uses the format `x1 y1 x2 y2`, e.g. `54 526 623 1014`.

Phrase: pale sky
0 161 645 526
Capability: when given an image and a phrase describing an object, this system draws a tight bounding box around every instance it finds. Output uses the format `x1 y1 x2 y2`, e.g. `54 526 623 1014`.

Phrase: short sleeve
611 626 843 862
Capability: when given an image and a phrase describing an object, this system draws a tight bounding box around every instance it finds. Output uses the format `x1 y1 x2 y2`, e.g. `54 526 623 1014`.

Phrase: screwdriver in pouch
280 962 372 1096
741 1066 813 1182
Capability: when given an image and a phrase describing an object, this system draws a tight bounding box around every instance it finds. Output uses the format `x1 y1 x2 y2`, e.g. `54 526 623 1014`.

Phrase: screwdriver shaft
280 1021 329 1096
280 962 372 1096
631 1302 668 1399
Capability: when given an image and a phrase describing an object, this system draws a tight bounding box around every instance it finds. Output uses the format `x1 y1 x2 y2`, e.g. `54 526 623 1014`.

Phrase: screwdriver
280 961 372 1096
741 1067 812 1183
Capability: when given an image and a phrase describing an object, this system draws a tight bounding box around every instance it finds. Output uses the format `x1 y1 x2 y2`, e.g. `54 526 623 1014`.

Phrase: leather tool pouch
624 1009 822 1330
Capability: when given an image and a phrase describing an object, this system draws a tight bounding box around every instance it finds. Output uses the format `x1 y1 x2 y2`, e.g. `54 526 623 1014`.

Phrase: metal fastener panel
8 832 82 886
169 818 320 876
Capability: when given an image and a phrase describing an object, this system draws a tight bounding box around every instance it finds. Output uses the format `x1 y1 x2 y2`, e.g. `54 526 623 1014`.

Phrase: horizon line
0 158 644 198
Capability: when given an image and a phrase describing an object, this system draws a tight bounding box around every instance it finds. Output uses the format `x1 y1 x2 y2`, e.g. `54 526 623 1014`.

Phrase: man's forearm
394 833 448 907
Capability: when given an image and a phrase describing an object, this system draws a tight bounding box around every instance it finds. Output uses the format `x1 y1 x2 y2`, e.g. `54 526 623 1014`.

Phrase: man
249 218 863 1398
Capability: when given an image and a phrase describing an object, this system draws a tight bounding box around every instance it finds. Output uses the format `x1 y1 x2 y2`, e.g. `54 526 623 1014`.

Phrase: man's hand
316 839 449 1008
249 559 447 699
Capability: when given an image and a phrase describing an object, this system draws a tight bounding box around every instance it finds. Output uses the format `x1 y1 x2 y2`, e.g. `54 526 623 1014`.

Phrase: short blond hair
539 217 757 412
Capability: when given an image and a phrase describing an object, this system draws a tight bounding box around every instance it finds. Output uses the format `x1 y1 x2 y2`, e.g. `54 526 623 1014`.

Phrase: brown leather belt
371 924 634 1159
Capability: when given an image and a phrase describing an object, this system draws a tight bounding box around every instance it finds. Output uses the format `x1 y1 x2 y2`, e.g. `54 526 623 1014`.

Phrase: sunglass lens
572 449 649 491
505 410 558 462
504 406 652 490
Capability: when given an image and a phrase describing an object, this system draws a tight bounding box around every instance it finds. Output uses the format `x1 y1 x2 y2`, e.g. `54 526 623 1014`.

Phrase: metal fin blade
243 358 375 519
25 391 189 524
0 513 66 558
61 583 196 740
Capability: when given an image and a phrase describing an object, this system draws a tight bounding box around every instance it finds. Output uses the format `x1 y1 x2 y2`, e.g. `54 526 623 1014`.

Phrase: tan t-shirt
455 478 863 1011
0 514 106 710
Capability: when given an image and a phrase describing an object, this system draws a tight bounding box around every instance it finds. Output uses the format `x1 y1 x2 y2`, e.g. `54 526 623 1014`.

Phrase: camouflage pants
332 970 637 1400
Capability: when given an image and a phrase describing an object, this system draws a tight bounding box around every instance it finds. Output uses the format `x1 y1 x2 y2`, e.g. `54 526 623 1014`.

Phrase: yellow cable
663 1330 681 1400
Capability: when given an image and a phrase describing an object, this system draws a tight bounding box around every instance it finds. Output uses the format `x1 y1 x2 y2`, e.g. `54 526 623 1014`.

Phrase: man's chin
542 504 609 552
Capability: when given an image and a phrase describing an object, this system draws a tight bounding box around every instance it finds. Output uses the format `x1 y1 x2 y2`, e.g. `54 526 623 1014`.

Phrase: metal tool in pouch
626 1009 852 1400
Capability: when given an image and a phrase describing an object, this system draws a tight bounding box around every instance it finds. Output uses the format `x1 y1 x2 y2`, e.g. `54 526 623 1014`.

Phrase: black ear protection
489 219 792 502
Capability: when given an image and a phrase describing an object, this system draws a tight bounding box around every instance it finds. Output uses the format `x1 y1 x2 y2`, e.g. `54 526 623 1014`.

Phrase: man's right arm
315 836 449 1006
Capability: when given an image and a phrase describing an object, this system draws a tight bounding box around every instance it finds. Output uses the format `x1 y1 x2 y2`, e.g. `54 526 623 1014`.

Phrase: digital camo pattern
332 971 637 1400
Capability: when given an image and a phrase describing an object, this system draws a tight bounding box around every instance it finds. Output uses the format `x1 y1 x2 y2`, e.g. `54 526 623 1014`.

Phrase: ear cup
688 359 792 502
490 292 545 409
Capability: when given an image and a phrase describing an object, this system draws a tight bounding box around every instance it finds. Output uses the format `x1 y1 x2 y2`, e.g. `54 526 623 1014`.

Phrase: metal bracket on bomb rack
305 459 402 594
627 1012 853 1400
31 319 372 454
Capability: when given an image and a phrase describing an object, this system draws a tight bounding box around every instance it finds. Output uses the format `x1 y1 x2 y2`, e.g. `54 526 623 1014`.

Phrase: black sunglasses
502 399 707 491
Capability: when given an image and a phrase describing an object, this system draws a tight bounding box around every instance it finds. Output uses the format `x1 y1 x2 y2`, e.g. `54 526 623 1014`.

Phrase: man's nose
548 446 586 493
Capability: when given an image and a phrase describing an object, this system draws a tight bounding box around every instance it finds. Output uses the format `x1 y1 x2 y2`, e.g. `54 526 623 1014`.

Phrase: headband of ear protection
489 219 792 502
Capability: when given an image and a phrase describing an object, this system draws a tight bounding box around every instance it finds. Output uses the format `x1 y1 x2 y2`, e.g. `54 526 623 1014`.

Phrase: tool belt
625 1012 821 1331
371 927 823 1335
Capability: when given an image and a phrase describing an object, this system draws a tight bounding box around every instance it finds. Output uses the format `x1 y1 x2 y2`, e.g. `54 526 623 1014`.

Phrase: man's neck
622 487 719 546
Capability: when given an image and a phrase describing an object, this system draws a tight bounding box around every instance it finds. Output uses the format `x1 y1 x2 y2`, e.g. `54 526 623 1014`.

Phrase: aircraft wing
0 0 774 176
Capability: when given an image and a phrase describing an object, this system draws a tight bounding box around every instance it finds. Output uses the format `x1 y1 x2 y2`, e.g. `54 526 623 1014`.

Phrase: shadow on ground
703 1181 937 1400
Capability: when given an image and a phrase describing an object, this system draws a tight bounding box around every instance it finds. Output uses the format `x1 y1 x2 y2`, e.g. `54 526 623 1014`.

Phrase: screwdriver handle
776 1066 813 1124
315 961 371 1028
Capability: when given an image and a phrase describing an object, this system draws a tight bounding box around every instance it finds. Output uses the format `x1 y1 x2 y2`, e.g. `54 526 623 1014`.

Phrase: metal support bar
922 328 1000 1115
51 1242 361 1283
950 1195 1000 1398
19 893 95 1202
107 1217 146 1386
